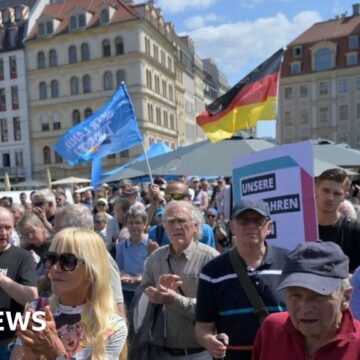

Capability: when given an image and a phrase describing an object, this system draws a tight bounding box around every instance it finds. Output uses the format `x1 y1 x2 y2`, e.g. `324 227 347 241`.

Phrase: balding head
0 206 14 251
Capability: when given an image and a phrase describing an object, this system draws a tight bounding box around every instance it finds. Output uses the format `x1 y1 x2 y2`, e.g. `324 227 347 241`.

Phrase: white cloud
157 0 219 13
184 14 220 30
187 10 322 85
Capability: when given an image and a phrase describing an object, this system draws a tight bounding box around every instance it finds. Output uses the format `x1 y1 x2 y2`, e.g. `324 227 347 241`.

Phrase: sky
134 0 358 138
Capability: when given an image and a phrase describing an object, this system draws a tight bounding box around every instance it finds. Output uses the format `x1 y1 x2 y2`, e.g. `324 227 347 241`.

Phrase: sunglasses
236 217 269 227
164 193 187 202
45 252 85 272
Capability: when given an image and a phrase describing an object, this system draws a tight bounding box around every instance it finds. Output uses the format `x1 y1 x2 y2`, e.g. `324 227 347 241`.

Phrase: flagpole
142 143 154 183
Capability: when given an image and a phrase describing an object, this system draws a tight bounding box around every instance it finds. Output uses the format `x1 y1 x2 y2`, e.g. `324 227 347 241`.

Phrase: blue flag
54 83 143 165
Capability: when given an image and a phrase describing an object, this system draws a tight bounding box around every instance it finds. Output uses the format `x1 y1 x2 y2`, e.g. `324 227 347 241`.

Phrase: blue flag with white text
54 83 143 165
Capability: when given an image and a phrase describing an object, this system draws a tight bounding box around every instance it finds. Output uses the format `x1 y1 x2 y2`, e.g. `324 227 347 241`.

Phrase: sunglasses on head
164 193 187 202
45 252 85 272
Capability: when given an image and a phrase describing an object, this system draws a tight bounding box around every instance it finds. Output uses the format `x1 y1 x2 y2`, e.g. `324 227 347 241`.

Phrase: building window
291 62 301 75
70 15 77 30
120 150 129 158
284 112 292 126
293 46 302 58
39 82 47 100
284 87 292 99
100 8 109 24
116 70 125 87
300 110 309 124
155 75 160 93
78 14 86 27
49 49 57 67
54 153 63 163
349 35 359 49
72 110 81 125
146 69 152 89
169 85 173 101
43 146 51 164
167 56 172 71
41 114 49 131
0 59 4 80
70 77 79 95
83 75 91 93
338 79 348 93
11 86 19 110
69 46 77 64
0 89 6 111
103 71 113 90
37 51 46 69
357 77 360 91
170 114 175 130
153 44 158 60
102 39 111 57
8 28 17 48
50 80 59 98
319 82 329 95
2 153 10 167
161 50 166 65
15 151 23 167
346 53 358 66
0 118 8 142
162 80 167 97
147 103 153 123
38 23 45 36
53 112 61 130
319 107 329 123
314 48 333 72
81 43 90 61
156 107 161 125
115 37 124 55
299 85 308 98
9 56 17 79
357 103 360 119
84 108 92 118
339 104 348 121
145 37 151 54
13 117 21 141
163 110 168 128
46 21 53 34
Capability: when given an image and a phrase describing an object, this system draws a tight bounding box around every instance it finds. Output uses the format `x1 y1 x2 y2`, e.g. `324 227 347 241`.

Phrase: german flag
197 49 283 143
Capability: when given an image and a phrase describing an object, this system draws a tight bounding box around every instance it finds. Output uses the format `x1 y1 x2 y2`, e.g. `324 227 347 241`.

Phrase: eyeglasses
45 252 85 272
236 217 269 227
33 202 45 207
164 218 192 226
164 193 187 202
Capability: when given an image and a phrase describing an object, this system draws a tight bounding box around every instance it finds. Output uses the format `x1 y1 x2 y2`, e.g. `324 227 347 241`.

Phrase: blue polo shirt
115 236 149 292
196 244 288 360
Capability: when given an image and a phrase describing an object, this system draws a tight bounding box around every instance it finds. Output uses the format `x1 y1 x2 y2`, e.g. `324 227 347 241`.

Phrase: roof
28 0 143 39
290 15 360 46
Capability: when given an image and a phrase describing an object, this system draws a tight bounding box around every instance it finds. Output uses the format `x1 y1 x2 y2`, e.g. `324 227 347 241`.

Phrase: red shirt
252 310 360 360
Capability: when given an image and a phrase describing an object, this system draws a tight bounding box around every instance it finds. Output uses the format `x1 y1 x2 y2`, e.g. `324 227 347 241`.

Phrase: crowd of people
0 168 360 359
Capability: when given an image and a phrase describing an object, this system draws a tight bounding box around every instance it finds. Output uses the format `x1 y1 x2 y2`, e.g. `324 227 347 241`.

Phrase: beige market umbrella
46 168 52 189
4 172 11 191
52 176 90 185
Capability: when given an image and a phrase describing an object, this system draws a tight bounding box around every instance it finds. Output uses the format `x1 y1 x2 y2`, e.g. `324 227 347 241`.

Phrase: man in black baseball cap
195 198 289 360
253 241 360 360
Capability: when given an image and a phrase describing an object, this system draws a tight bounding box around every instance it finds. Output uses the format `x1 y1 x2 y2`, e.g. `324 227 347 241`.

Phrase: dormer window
69 11 89 31
78 14 85 27
70 15 77 30
46 21 53 34
38 23 45 36
100 8 109 24
2 9 9 23
15 6 21 21
8 28 17 49
349 35 359 49
293 46 302 58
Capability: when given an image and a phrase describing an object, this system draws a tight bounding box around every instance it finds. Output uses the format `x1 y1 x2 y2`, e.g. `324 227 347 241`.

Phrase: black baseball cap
278 241 349 295
232 199 270 219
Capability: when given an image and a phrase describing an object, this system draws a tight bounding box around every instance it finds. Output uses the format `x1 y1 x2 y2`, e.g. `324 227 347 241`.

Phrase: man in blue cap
253 241 360 359
195 199 289 360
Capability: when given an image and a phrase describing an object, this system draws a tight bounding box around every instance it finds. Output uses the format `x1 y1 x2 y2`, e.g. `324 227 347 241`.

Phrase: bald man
0 207 37 358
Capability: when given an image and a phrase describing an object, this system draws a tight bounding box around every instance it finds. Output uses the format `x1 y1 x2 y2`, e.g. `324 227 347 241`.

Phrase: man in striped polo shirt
195 199 289 360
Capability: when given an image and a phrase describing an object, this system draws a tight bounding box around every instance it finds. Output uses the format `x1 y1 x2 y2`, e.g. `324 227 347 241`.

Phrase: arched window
116 70 126 87
83 75 91 93
40 114 49 131
43 146 51 164
52 112 61 130
103 71 113 90
69 45 77 64
46 21 53 34
169 85 173 101
78 14 86 27
170 114 175 130
39 82 47 100
314 48 333 72
81 43 90 61
72 109 81 125
115 37 124 55
102 39 111 57
100 8 109 23
146 69 152 89
37 51 45 69
70 77 79 95
49 49 57 67
84 108 92 118
50 80 59 98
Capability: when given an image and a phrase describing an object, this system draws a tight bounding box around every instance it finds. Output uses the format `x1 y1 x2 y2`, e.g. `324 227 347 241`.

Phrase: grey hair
32 189 56 204
127 207 148 224
336 278 352 294
55 203 94 230
163 200 203 240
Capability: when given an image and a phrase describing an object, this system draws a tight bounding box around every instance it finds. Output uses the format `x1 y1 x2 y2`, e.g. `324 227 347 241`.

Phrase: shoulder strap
156 224 165 245
229 247 269 322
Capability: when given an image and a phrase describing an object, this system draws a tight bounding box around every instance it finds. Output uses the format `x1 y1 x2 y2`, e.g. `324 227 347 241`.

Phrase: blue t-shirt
350 266 360 320
148 223 215 248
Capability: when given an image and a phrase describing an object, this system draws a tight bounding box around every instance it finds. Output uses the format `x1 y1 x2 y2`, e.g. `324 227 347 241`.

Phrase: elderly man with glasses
195 199 289 360
148 181 215 248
